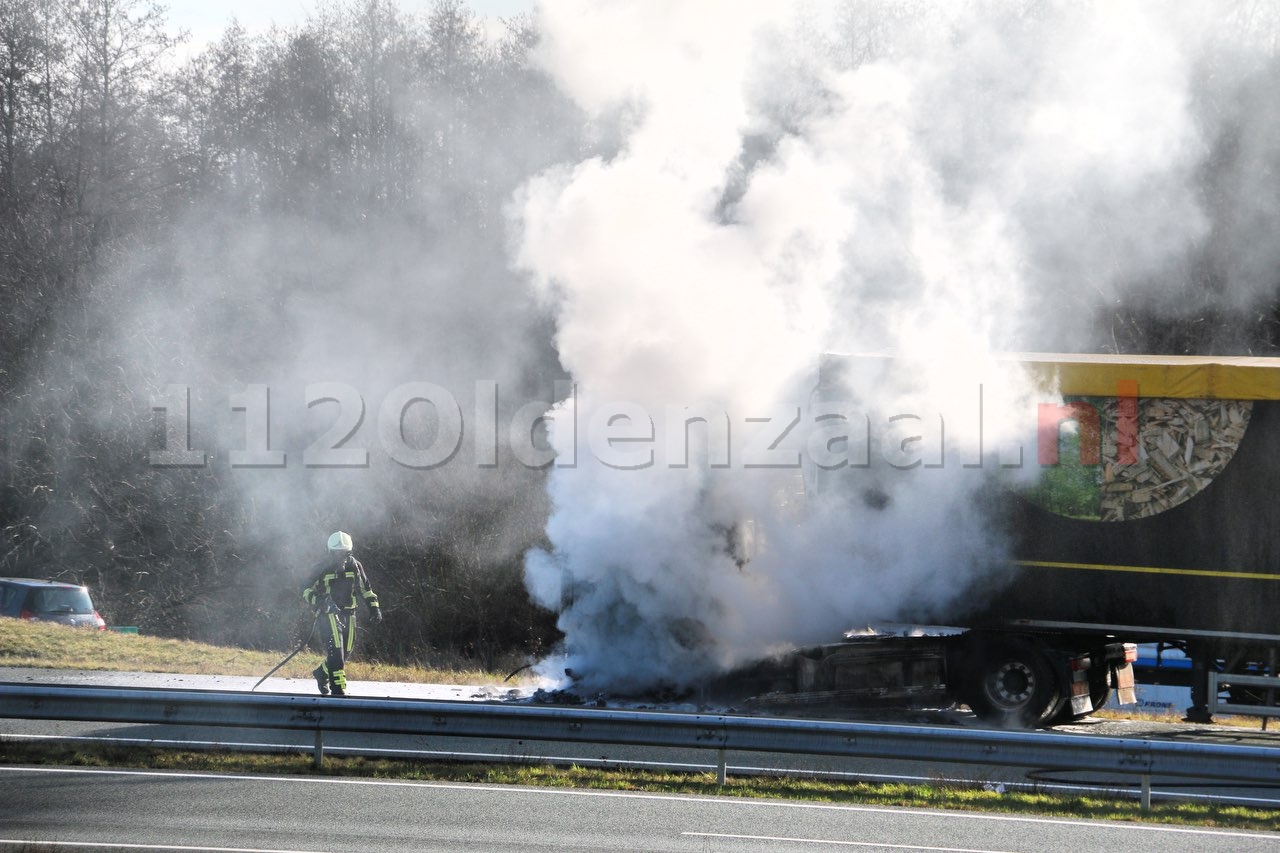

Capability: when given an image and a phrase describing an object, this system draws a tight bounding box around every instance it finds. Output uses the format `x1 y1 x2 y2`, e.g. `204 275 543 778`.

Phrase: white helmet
327 531 353 552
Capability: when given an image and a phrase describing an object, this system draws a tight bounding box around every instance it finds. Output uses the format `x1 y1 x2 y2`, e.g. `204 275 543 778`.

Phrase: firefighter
302 531 382 696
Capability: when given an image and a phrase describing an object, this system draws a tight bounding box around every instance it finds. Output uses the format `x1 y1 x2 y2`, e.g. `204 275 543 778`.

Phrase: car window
29 587 94 614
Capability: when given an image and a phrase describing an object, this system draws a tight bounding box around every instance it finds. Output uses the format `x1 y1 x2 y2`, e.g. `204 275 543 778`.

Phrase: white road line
682 833 1017 852
2 766 1277 841
0 840 325 853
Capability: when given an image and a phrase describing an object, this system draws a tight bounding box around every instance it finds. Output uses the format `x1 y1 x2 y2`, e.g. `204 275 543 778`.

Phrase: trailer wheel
1088 667 1112 712
969 640 1061 728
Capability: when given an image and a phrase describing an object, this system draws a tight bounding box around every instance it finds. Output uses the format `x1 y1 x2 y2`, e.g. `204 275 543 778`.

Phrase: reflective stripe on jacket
302 555 380 613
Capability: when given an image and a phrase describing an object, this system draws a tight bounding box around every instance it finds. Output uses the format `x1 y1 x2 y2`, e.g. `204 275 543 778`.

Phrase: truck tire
1088 667 1112 713
968 640 1061 728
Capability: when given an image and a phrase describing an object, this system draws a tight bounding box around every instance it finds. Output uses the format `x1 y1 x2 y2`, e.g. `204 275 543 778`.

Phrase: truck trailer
725 353 1280 727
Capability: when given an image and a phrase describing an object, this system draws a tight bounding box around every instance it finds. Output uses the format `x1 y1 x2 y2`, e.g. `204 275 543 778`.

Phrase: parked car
0 578 106 629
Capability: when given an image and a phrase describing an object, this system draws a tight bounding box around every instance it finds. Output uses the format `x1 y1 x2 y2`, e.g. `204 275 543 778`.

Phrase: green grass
0 617 519 685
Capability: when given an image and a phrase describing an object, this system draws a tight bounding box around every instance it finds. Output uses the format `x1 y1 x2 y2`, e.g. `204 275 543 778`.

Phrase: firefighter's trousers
318 610 357 692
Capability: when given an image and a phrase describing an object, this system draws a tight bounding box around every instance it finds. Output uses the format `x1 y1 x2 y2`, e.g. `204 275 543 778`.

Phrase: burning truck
685 353 1280 727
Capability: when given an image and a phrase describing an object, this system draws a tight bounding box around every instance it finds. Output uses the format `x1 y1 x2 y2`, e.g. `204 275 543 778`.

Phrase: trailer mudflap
1068 654 1093 716
1114 643 1138 705
1114 660 1136 705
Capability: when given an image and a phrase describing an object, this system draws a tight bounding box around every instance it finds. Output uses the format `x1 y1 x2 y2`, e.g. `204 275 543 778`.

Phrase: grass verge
0 617 517 686
2 739 1277 832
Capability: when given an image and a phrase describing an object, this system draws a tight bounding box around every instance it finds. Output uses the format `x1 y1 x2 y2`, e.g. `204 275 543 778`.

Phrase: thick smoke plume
0 1 576 655
513 1 1280 690
4 0 1279 673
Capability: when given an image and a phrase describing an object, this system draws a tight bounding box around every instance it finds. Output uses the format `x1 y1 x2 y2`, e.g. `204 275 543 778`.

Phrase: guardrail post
716 748 727 787
313 729 324 769
1140 774 1151 811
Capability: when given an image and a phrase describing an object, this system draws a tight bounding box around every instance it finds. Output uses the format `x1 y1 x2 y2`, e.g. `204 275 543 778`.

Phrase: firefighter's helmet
327 531 353 553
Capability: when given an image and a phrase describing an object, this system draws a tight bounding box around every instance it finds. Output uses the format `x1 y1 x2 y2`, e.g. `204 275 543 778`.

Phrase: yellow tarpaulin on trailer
1008 353 1280 400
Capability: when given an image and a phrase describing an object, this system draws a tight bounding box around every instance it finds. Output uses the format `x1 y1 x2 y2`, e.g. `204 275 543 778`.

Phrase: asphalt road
1 765 1277 853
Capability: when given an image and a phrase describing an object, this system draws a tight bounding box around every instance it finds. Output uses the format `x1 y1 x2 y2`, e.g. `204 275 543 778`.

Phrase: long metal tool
251 614 319 691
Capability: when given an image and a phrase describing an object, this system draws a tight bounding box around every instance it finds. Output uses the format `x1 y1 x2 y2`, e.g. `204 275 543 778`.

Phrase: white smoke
512 1 1280 690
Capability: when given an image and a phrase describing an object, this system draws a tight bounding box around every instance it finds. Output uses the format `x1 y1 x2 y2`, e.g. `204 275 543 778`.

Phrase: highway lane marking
2 766 1277 841
0 841 327 853
682 834 1017 851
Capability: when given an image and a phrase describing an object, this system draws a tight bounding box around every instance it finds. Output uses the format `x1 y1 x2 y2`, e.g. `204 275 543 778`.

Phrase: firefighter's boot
313 666 329 696
330 669 347 697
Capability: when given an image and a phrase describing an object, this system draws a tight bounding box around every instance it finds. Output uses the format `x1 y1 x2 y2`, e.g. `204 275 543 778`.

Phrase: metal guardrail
1210 671 1280 718
1 682 1278 807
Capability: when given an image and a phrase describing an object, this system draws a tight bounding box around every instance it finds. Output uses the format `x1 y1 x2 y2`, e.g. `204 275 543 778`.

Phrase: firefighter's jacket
302 555 380 615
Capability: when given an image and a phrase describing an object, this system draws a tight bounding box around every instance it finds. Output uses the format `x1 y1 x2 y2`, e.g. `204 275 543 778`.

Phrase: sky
163 0 537 50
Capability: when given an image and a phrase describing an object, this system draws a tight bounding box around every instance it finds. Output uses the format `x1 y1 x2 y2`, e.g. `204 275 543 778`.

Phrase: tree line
2 0 1280 671
0 0 579 668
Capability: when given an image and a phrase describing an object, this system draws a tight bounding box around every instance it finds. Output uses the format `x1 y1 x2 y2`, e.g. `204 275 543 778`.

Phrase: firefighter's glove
373 608 384 624
323 596 339 615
